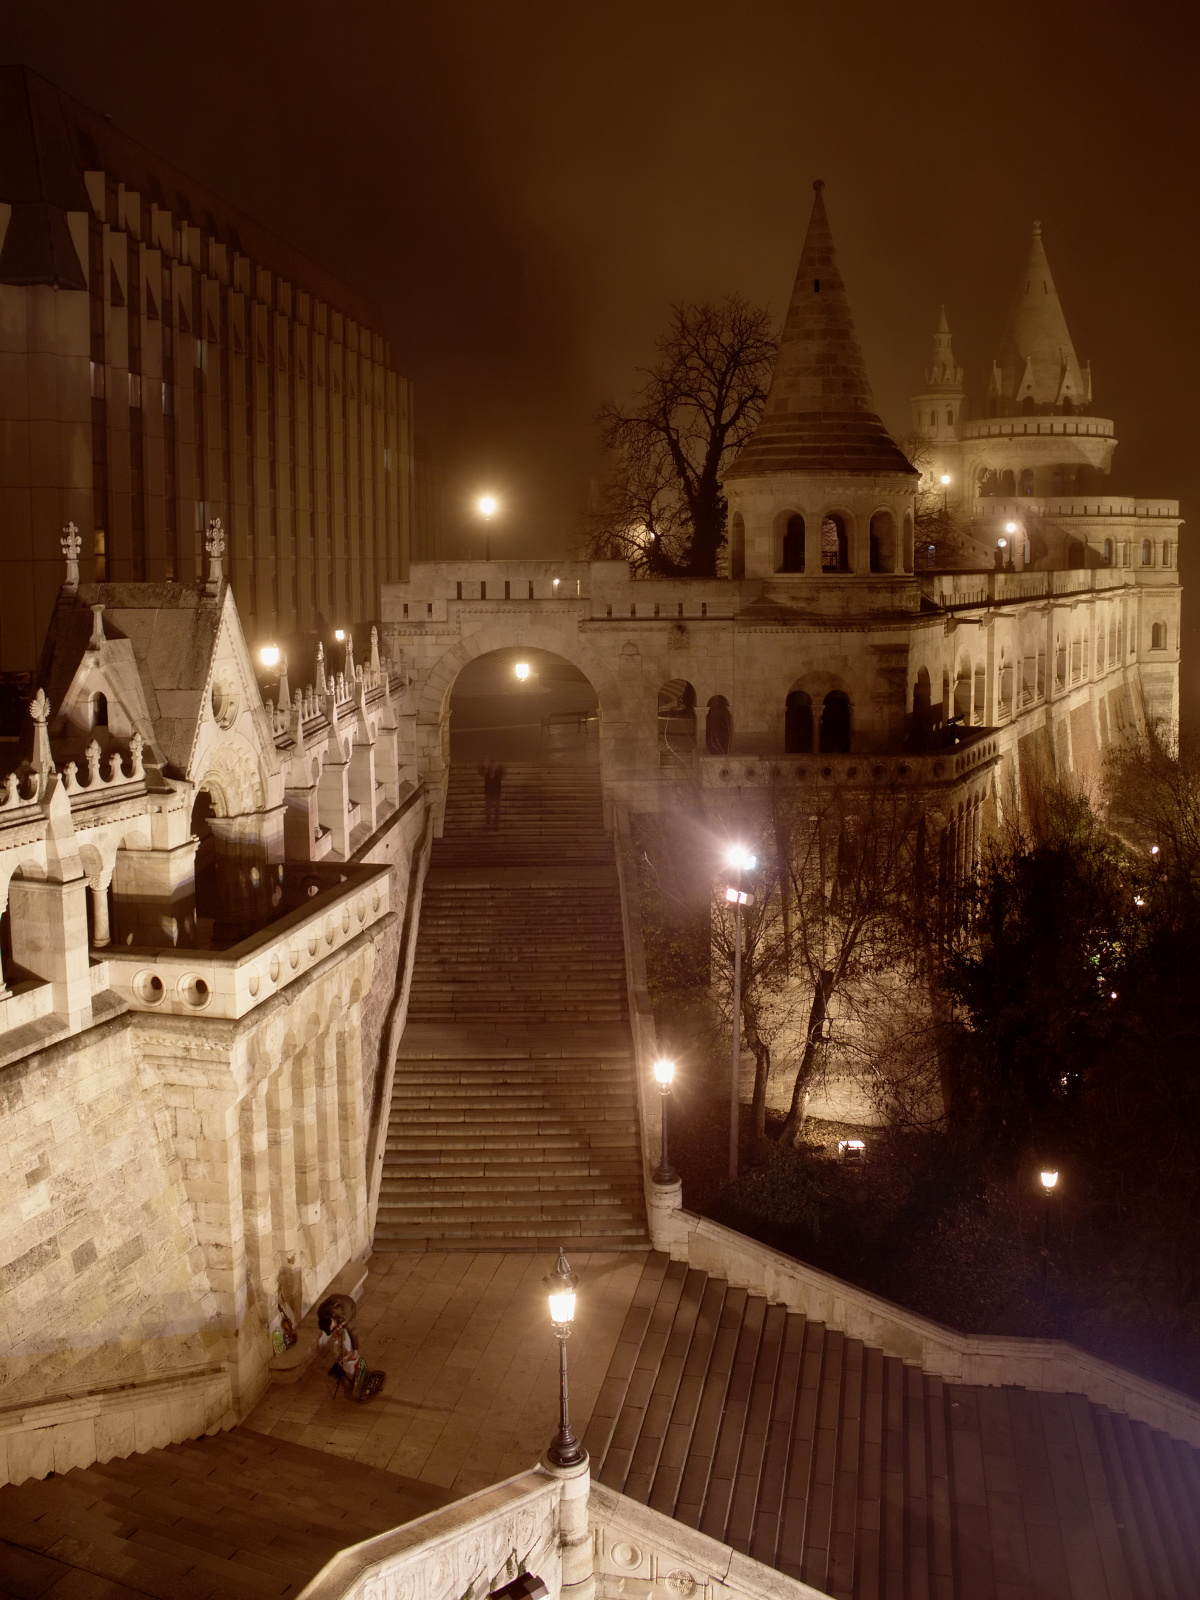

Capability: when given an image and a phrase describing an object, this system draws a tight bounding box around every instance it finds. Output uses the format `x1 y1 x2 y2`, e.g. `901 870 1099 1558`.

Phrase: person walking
481 762 505 830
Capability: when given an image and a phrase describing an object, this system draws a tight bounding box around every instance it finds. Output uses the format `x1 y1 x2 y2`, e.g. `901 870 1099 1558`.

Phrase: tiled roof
726 182 915 481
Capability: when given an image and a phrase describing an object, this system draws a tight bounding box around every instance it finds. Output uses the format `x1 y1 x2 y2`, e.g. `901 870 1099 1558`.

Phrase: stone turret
910 308 965 444
988 222 1091 416
723 181 917 586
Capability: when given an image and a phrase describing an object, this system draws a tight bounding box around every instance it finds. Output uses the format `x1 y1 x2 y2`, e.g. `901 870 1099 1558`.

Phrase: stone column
240 1082 276 1313
337 1016 369 1248
89 872 113 947
541 1456 594 1600
291 1044 326 1274
266 1068 300 1289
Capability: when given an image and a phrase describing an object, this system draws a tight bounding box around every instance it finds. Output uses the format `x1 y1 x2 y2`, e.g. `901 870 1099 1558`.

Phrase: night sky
4 1 1197 721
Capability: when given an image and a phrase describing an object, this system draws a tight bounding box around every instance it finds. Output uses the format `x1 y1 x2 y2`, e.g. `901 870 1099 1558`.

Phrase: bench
267 1257 370 1385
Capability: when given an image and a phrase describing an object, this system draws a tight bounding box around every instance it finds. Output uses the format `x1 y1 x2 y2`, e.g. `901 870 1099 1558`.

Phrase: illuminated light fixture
838 1139 866 1163
652 1058 675 1086
1150 845 1160 855
259 645 280 669
997 538 1008 549
334 628 345 642
1040 1169 1059 1190
724 846 756 1181
514 662 531 682
725 885 753 905
543 1248 585 1468
1135 896 1145 907
940 474 951 486
726 846 756 872
1110 991 1118 1000
1005 521 1018 534
652 1059 677 1184
553 577 560 590
478 495 498 518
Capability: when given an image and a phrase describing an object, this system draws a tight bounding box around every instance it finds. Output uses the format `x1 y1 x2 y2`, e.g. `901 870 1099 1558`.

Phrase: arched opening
1000 469 1016 496
1151 622 1166 651
1019 468 1034 496
912 667 933 747
1067 541 1086 569
190 788 218 925
869 511 894 573
1055 635 1067 688
903 513 914 573
819 691 851 753
973 663 986 723
1096 628 1105 672
946 407 954 426
91 691 108 728
998 649 1013 717
784 689 813 754
730 513 746 580
1140 539 1152 566
780 514 805 573
953 662 972 724
1102 539 1113 566
706 694 732 754
1021 396 1035 416
449 646 599 765
820 514 849 573
658 680 697 767
1162 540 1172 567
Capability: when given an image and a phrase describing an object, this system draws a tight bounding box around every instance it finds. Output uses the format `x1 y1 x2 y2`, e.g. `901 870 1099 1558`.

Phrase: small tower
910 308 965 442
724 181 918 589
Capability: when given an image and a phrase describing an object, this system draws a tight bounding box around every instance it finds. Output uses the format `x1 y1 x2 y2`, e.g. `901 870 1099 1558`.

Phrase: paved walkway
246 1251 647 1498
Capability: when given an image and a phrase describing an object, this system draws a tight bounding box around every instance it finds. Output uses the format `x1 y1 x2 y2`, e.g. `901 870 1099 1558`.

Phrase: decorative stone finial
29 689 55 784
315 640 327 699
89 604 106 649
344 630 355 681
277 650 290 712
205 519 226 594
129 731 145 780
813 178 825 192
61 523 82 592
370 624 380 674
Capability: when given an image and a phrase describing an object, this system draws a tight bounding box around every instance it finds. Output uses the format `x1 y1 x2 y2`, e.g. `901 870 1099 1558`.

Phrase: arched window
1019 468 1034 496
706 694 732 754
730 514 745 580
912 668 933 747
973 662 986 723
1141 539 1152 566
781 514 804 573
91 691 108 728
1052 468 1070 496
869 511 894 573
1162 540 1172 568
657 681 696 766
1102 538 1113 566
946 407 954 426
929 409 936 427
785 690 814 754
1151 622 1166 650
1000 469 1016 496
821 514 849 573
1067 541 1086 570
819 691 851 753
1021 395 1035 415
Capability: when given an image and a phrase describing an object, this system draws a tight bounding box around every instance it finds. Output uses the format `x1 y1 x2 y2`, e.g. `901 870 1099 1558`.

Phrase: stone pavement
246 1251 647 1498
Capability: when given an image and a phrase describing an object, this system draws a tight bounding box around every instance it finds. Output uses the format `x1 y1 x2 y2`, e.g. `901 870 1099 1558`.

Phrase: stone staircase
376 762 647 1251
0 1427 451 1600
584 1254 1200 1600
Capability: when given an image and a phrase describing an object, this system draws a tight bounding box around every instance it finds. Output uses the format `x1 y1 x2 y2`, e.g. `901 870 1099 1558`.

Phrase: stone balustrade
922 566 1133 610
699 736 1000 792
0 734 147 814
103 862 391 1019
976 493 1179 519
960 416 1116 442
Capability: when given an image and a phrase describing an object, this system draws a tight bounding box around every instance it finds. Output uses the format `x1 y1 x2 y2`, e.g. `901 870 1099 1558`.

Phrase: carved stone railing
0 735 147 814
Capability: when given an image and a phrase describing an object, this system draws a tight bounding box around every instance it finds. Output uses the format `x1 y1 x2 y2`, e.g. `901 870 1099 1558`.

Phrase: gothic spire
990 222 1089 412
926 306 963 390
726 181 914 479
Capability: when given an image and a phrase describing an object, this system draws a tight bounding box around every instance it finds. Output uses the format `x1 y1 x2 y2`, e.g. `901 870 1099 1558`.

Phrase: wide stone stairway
0 1427 451 1599
375 762 648 1252
584 1254 1200 1600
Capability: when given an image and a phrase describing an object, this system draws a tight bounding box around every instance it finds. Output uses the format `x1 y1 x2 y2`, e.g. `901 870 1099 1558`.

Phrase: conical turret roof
925 306 963 390
726 181 914 479
991 222 1088 411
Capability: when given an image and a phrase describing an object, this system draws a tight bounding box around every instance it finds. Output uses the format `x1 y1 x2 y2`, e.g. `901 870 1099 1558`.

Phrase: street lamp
259 645 280 669
1039 1168 1058 1254
724 846 756 1180
543 1248 586 1468
478 495 498 560
652 1059 677 1184
940 472 950 514
515 661 531 683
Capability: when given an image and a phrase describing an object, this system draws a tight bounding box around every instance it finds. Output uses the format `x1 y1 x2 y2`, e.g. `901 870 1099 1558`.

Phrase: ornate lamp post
1039 1168 1058 1251
544 1248 586 1468
724 847 756 1181
652 1059 677 1184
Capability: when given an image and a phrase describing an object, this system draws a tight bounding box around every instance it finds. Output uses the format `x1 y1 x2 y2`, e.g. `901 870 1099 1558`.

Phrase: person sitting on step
317 1293 385 1402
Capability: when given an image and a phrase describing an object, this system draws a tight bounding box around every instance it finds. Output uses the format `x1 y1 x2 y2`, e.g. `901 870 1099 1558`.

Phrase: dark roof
0 65 387 335
726 182 915 480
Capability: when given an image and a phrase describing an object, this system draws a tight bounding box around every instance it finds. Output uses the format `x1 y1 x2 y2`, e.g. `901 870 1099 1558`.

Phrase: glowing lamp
515 662 531 682
725 886 753 905
997 538 1008 549
726 846 756 872
838 1139 866 1163
1151 845 1160 856
335 629 345 642
478 495 498 518
653 1058 675 1087
1040 1169 1059 1191
1005 521 1018 534
259 645 280 669
545 1249 579 1328
940 474 951 486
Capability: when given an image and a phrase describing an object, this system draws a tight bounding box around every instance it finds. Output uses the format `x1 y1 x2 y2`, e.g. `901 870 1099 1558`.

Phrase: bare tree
583 298 776 577
769 779 930 1145
902 432 982 570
